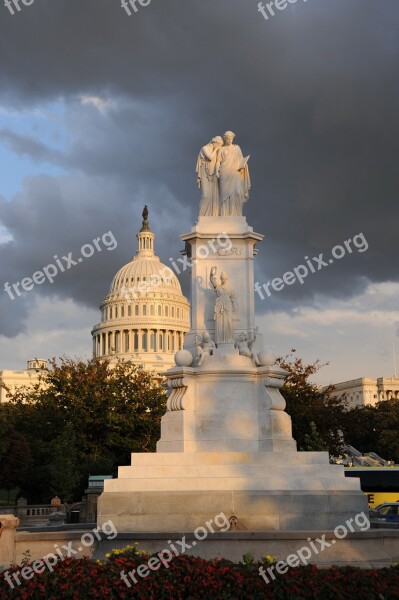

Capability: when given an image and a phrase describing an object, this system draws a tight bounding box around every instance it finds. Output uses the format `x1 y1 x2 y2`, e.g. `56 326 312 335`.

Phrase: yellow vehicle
344 467 399 508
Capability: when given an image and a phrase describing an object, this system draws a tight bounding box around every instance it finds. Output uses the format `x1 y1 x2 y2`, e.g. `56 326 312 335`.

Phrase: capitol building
91 207 190 372
0 208 190 402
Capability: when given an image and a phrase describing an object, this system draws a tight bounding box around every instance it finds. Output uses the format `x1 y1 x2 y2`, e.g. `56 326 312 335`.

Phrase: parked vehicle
369 502 399 524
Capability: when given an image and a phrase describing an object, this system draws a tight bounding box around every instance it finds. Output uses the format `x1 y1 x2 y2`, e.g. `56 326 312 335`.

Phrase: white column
138 329 142 352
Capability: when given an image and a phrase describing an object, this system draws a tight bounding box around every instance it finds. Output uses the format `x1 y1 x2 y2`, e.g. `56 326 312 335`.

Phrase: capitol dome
91 207 190 372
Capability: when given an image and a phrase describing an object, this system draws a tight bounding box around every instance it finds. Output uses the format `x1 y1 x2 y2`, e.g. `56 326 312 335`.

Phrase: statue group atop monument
196 131 250 217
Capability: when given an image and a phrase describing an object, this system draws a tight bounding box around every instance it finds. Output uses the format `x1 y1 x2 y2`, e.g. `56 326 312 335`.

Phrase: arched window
135 304 139 316
110 307 113 319
158 305 162 316
121 306 125 318
128 305 132 317
150 305 155 316
115 306 118 319
165 306 169 317
171 307 175 318
143 305 147 316
177 308 180 318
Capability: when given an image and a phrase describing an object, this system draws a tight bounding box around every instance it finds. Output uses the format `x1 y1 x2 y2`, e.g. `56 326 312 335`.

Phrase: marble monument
98 131 367 532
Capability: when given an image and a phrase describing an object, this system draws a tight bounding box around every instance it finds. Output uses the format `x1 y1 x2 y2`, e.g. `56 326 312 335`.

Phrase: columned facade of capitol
91 207 190 372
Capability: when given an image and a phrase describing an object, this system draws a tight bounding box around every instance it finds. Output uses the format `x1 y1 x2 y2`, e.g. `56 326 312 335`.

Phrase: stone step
104 475 361 493
117 463 347 480
130 451 330 467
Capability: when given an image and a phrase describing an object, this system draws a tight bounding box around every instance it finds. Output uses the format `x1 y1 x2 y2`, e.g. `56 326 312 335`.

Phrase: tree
341 400 399 463
49 423 80 503
276 350 347 457
0 416 6 461
0 423 32 502
303 421 329 452
341 405 379 453
373 399 399 463
2 357 167 502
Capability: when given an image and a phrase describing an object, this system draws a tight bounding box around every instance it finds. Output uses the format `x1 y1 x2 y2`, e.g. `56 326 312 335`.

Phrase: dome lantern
137 205 155 258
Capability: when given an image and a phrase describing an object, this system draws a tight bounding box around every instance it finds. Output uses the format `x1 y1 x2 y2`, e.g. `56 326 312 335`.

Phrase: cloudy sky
0 0 398 385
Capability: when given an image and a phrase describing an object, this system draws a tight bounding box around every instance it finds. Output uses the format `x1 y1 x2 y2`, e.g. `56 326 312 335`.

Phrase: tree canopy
277 350 399 463
0 357 166 503
276 350 347 457
342 399 399 463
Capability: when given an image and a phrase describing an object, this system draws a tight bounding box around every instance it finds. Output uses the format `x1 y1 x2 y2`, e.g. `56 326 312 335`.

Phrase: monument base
156 364 297 453
97 450 368 533
98 364 367 533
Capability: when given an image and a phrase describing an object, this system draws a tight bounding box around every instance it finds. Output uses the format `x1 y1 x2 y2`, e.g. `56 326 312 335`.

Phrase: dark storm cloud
0 129 65 164
0 0 398 336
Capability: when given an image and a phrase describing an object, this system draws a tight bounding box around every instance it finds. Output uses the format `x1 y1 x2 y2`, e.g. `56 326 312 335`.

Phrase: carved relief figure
235 331 260 366
196 331 216 366
245 329 260 366
210 267 236 344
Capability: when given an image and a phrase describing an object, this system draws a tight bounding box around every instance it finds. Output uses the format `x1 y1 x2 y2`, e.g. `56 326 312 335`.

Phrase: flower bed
1 546 398 599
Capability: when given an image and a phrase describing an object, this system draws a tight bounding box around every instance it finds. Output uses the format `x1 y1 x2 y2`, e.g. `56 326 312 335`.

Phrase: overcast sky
0 0 398 384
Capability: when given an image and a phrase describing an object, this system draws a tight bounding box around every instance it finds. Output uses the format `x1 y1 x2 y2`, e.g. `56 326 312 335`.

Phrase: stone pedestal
157 363 296 453
181 216 264 356
0 514 19 568
98 214 368 533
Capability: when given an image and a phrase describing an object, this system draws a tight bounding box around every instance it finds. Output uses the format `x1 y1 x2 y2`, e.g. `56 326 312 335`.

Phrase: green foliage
2 357 167 502
0 421 32 501
303 421 328 452
343 399 399 463
0 415 6 460
240 552 255 566
10 549 31 569
373 399 399 463
277 350 399 462
49 422 80 502
341 405 378 453
276 350 347 457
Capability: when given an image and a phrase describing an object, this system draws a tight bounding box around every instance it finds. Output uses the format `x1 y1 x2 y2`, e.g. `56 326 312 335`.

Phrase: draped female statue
210 266 236 344
219 131 250 216
196 136 223 216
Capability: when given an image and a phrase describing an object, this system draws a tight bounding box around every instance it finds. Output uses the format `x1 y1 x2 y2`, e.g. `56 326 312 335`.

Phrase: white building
329 377 399 408
0 359 48 404
91 207 190 372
